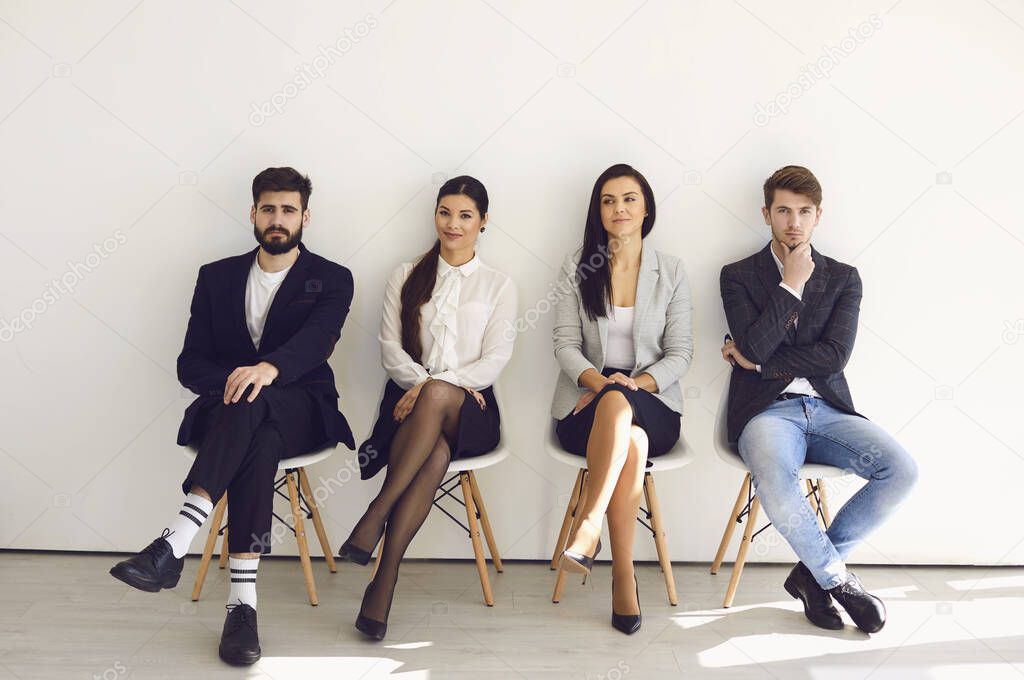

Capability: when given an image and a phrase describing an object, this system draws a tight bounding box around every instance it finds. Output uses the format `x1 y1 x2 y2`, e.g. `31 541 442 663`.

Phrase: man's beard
255 225 302 255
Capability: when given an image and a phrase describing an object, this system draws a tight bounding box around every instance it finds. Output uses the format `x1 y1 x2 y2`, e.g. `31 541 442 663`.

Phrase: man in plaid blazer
719 166 917 635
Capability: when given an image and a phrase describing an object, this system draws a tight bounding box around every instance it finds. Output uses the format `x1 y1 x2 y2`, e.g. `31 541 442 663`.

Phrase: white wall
1 0 1021 567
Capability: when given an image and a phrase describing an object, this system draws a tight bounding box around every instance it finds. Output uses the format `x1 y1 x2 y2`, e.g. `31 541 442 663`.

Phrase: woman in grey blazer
551 163 693 634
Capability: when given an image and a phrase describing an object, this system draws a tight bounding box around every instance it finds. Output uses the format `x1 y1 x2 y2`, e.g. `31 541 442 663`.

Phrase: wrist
781 276 802 290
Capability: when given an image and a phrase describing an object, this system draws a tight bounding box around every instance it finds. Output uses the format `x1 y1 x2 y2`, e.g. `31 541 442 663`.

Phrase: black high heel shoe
560 538 602 577
338 540 373 566
354 583 390 641
611 573 642 635
338 519 385 566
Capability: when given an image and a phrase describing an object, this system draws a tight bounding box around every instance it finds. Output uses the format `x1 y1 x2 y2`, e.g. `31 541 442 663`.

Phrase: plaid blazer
720 243 865 443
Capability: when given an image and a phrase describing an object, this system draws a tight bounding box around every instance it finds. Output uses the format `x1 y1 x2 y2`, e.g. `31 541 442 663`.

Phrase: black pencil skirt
357 379 501 480
556 366 681 462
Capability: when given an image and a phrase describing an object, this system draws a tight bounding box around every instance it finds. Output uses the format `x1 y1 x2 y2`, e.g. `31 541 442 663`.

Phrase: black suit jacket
176 243 355 450
720 243 864 443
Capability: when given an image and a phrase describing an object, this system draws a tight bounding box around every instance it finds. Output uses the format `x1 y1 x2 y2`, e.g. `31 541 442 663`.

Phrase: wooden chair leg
817 479 833 528
643 472 678 606
551 470 585 569
460 472 494 606
552 473 589 603
370 533 385 582
711 474 751 575
285 470 318 606
467 471 503 573
806 479 825 530
218 527 229 569
723 495 761 608
191 494 227 602
298 467 337 574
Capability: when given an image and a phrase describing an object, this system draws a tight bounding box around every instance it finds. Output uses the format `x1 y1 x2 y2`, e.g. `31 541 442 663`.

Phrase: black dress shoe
829 572 886 633
109 529 183 593
611 573 642 635
784 562 844 630
354 583 389 641
219 602 261 665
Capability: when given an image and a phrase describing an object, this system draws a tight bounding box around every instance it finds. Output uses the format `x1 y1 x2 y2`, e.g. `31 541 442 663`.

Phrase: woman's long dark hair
578 163 656 321
399 175 489 363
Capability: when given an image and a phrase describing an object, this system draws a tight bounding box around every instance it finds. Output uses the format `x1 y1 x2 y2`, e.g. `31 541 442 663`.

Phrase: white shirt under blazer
551 244 694 420
379 253 517 391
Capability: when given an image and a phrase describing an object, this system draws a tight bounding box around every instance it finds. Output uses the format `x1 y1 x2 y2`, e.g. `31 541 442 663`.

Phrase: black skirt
556 366 681 462
358 379 501 480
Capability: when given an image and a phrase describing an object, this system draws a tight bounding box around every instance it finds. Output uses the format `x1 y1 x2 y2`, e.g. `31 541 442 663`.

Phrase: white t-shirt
604 305 635 370
245 254 293 349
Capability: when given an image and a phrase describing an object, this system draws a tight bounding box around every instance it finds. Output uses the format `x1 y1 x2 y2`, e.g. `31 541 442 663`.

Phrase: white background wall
1 0 1021 567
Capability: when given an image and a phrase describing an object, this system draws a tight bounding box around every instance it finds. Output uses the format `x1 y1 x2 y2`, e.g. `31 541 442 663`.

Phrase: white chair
547 415 697 606
710 383 850 607
181 444 338 606
368 383 511 607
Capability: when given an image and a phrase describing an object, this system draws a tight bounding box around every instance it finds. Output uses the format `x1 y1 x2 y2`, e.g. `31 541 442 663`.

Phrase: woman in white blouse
338 176 517 641
551 164 694 634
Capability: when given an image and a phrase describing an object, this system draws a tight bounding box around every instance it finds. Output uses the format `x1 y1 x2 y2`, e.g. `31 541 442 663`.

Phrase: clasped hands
392 378 487 423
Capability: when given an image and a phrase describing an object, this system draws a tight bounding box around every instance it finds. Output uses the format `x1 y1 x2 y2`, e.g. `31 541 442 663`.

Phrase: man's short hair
763 165 822 208
252 167 312 211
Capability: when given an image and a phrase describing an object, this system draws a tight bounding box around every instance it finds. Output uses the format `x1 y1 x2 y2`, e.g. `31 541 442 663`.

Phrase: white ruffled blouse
379 253 518 390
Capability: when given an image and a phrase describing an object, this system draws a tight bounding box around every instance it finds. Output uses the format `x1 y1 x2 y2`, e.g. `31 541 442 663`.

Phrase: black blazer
176 243 355 450
720 243 864 443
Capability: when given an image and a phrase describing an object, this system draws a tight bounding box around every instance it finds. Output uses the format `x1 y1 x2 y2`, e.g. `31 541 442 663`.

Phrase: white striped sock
164 493 214 558
228 556 259 609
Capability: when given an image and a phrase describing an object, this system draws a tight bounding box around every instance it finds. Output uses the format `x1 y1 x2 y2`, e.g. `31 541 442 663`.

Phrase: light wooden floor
1 553 1023 679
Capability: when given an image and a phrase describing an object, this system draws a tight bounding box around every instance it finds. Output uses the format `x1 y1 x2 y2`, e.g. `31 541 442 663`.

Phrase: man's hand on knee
223 361 279 404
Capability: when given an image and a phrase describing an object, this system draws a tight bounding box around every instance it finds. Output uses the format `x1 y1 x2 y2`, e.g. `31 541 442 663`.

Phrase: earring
480 227 486 233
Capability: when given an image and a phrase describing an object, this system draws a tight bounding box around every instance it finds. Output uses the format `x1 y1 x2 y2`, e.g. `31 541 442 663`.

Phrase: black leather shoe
109 529 183 593
611 573 642 635
784 562 844 630
219 602 261 665
354 583 389 641
829 572 886 633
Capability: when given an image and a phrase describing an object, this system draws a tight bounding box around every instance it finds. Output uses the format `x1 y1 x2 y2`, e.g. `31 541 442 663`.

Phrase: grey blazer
550 244 694 420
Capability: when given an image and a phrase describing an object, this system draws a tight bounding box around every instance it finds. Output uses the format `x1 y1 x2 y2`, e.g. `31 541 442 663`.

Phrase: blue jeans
738 396 918 590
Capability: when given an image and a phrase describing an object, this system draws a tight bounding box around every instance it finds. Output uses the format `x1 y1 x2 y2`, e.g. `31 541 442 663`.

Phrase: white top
604 305 636 370
379 253 518 390
757 246 822 398
245 254 293 349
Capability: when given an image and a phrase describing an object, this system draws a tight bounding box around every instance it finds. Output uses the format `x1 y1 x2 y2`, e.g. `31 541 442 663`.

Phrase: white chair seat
180 444 337 471
715 444 849 479
447 446 509 473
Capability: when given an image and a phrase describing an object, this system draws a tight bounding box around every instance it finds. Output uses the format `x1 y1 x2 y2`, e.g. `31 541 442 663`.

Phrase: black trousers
181 385 324 554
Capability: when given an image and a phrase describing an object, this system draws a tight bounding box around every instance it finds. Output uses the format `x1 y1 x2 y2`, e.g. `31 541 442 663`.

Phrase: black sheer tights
347 380 464 623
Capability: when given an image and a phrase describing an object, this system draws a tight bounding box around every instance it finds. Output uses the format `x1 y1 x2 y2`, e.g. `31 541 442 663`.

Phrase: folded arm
759 267 862 379
720 264 804 365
